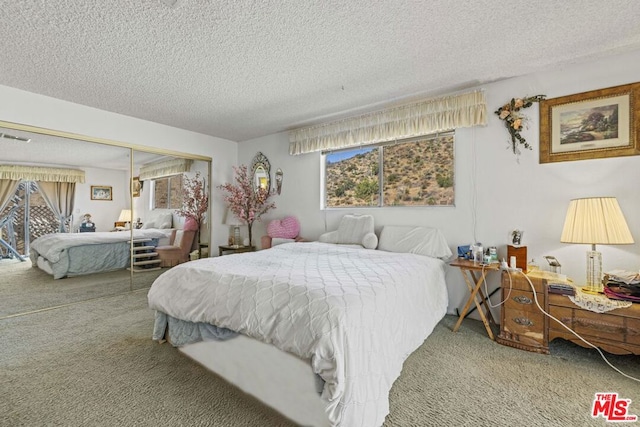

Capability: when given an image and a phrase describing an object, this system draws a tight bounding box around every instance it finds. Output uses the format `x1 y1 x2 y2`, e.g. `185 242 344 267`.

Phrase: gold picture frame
132 176 141 198
539 82 640 163
91 185 112 201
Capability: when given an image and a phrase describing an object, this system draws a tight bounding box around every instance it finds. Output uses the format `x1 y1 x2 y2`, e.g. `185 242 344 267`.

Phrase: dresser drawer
504 289 542 314
626 317 640 345
502 307 545 345
548 304 640 344
502 271 544 293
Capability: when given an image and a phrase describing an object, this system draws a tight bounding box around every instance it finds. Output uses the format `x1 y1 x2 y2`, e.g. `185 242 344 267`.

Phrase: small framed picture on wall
91 185 112 201
132 176 142 198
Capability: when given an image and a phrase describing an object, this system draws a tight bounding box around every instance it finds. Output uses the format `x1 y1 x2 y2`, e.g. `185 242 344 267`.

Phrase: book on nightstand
548 283 575 296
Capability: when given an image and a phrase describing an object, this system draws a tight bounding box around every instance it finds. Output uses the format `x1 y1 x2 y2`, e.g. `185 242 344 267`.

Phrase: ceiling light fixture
0 133 31 143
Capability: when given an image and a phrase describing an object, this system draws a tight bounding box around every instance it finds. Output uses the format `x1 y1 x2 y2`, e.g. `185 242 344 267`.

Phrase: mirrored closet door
0 121 211 318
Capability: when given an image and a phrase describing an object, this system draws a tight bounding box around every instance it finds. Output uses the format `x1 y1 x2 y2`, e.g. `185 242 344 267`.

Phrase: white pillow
144 210 173 229
157 213 173 229
318 214 376 249
362 232 378 250
378 226 452 260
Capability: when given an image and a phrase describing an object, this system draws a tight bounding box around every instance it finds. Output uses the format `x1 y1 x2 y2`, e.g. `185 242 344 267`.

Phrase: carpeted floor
0 258 163 318
1 270 639 426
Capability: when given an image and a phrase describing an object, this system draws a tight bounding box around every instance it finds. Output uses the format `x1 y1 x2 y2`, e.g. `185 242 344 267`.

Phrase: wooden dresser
496 271 549 353
496 271 640 355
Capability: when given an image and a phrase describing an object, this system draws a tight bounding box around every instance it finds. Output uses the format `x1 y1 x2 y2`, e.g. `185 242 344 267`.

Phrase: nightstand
218 245 255 256
450 259 500 340
496 270 548 353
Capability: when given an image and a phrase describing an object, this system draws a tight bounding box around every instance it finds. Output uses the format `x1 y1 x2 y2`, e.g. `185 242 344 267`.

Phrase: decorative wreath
495 95 546 155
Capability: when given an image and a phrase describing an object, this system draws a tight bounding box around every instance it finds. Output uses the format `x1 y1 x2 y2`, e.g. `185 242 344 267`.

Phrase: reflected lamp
118 209 132 229
560 197 634 294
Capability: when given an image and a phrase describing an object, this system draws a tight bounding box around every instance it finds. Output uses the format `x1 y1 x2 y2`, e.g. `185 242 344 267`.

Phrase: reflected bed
30 229 173 279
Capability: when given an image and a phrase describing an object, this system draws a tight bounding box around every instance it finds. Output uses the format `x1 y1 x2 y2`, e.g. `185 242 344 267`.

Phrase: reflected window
0 181 60 258
152 174 183 209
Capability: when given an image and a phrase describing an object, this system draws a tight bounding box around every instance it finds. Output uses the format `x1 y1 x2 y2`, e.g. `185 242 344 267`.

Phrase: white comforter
31 229 170 262
147 242 448 427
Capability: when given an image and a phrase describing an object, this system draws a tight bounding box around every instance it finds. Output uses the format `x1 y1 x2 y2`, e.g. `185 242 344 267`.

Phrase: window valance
0 164 85 183
289 90 487 155
139 158 193 180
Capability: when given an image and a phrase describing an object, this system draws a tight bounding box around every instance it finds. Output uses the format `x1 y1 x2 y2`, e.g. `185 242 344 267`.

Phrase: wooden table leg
453 269 477 332
453 268 495 340
470 270 496 326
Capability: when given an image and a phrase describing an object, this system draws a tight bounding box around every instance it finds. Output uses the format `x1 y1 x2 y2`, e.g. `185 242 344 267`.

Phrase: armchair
156 229 197 267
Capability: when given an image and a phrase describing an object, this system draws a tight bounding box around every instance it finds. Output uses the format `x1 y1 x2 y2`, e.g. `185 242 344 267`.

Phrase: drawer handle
513 295 532 305
514 317 534 326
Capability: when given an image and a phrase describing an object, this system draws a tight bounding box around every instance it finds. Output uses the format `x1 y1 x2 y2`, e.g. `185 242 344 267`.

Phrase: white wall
239 49 640 316
75 166 128 232
0 85 238 250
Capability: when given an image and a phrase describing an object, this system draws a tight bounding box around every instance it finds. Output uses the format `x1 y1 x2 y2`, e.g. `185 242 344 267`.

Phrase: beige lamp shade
118 209 132 222
224 208 241 226
561 197 634 245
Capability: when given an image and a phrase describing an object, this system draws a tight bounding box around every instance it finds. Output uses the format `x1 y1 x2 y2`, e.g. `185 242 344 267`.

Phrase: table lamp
560 197 634 294
118 209 132 229
224 208 242 248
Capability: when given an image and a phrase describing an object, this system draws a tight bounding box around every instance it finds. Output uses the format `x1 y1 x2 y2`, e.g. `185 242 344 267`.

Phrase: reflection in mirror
251 151 271 193
0 126 136 318
131 155 211 283
0 124 211 321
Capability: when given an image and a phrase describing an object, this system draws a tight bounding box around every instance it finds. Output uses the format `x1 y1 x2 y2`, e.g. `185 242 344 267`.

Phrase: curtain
139 158 193 180
36 182 76 233
289 90 487 155
0 179 21 214
0 165 85 183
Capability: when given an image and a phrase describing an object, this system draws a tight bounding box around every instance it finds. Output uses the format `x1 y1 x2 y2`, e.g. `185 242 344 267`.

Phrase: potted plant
176 171 209 258
218 165 276 248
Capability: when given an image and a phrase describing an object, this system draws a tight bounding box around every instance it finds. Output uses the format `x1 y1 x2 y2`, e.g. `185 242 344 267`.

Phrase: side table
218 245 255 256
450 259 500 340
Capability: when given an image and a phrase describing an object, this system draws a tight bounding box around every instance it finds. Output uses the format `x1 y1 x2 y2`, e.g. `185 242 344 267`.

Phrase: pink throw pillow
267 216 300 239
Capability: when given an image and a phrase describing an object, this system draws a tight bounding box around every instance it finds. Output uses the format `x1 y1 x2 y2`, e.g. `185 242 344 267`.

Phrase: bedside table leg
453 268 495 340
470 270 496 326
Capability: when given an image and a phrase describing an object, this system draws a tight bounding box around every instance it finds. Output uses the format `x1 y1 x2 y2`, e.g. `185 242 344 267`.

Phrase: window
152 174 183 209
323 133 454 208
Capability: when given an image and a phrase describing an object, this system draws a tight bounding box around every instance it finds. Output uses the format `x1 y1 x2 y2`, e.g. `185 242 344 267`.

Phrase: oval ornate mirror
251 152 270 193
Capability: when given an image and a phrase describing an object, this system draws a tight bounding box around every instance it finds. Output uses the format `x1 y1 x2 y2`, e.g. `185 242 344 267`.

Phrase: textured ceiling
2 0 640 142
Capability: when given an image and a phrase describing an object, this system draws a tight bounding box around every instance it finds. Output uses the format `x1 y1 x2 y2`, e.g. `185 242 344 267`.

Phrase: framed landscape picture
91 185 112 201
132 176 141 198
539 82 640 163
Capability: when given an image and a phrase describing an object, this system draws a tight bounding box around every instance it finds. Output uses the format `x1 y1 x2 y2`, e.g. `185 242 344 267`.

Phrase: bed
148 225 453 427
30 229 173 279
